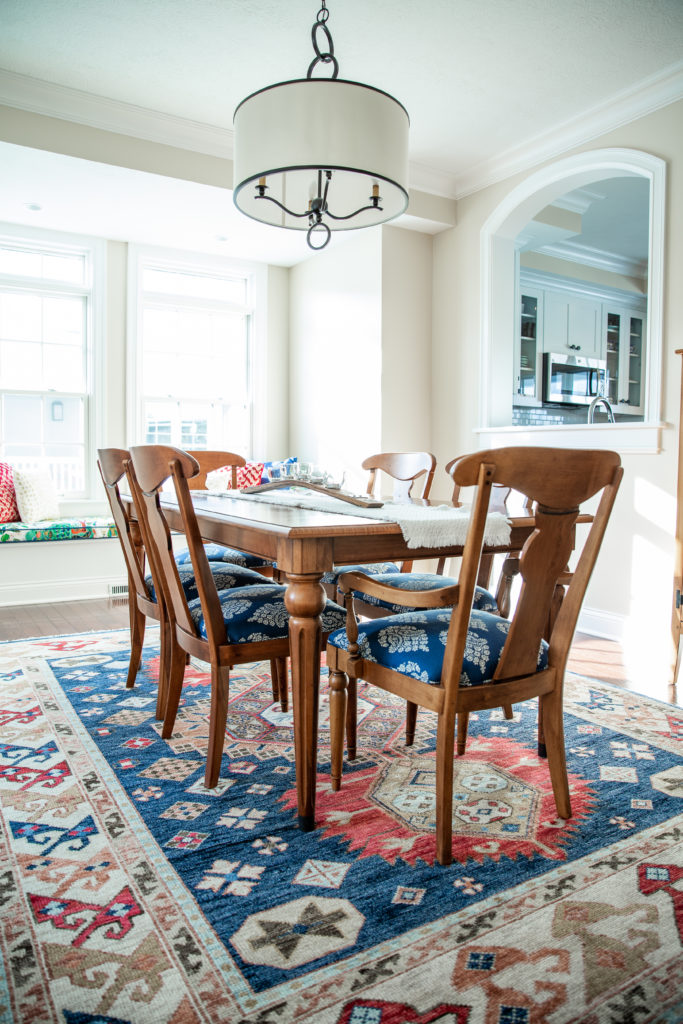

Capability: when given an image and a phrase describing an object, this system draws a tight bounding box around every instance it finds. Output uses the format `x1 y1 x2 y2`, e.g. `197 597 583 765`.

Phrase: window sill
475 421 664 454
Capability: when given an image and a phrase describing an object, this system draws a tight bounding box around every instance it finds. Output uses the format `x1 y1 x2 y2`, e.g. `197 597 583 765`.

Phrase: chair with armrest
326 446 622 865
173 450 275 575
320 451 437 600
128 444 347 788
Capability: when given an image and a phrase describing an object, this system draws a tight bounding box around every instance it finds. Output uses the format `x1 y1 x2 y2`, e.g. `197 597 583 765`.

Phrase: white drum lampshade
232 4 409 250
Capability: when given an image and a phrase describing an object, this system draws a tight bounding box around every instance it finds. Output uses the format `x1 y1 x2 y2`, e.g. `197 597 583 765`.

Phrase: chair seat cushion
350 573 498 614
328 608 548 687
175 543 273 570
145 562 266 603
321 562 400 585
188 584 346 644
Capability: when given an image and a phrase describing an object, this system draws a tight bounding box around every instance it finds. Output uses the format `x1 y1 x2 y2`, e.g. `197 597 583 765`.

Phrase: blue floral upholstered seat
188 583 346 643
321 561 400 585
328 608 548 687
348 573 498 616
145 562 266 604
175 542 274 571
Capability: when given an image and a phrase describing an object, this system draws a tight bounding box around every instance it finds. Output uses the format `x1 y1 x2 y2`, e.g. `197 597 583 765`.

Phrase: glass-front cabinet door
515 290 542 406
602 304 646 417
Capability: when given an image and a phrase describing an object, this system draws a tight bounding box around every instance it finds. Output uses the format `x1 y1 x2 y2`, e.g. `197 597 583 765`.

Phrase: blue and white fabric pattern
328 609 548 688
348 573 498 615
188 583 347 644
175 543 273 570
322 562 400 585
145 562 266 604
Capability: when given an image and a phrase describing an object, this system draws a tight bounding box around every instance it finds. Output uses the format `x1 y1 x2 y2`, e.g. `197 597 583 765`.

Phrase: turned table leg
285 573 326 831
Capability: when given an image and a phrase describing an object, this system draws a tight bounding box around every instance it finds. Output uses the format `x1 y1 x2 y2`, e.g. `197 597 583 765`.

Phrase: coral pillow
0 462 20 523
205 462 265 492
12 468 60 522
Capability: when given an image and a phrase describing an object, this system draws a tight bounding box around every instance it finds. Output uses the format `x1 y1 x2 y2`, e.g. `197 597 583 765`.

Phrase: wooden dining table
151 488 540 832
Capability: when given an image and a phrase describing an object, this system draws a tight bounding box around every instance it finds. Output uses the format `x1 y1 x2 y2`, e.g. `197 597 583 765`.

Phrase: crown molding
537 239 648 278
1 60 681 202
455 60 683 199
0 69 234 158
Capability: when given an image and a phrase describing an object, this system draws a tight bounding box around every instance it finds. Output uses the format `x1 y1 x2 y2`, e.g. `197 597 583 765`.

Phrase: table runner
209 488 512 549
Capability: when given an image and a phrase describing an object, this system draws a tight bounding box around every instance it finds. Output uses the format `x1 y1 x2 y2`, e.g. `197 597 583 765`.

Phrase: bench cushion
0 518 118 543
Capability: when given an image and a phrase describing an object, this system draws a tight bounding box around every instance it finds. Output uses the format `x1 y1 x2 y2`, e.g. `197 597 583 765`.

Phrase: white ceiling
0 0 682 265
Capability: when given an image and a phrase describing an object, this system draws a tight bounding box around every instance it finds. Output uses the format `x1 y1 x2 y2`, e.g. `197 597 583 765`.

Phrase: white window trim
0 221 106 501
126 244 267 456
478 148 665 454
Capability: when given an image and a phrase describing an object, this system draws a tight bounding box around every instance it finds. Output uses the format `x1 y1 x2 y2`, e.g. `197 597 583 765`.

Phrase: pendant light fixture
232 1 410 251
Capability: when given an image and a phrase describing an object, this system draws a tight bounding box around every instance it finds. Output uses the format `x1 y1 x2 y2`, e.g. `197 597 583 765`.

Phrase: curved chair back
443 446 623 695
97 447 151 606
129 445 226 647
362 452 436 503
185 450 246 491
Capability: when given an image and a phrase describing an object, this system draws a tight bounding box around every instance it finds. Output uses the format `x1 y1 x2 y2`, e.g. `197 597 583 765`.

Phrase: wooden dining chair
327 446 623 865
98 448 169 719
321 451 437 600
174 450 275 576
128 444 347 788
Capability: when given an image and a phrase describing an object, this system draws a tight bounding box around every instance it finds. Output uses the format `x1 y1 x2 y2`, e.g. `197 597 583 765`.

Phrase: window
0 228 102 497
129 250 256 454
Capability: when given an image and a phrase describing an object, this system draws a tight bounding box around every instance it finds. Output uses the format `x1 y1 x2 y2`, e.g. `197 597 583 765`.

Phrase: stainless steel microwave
543 353 606 406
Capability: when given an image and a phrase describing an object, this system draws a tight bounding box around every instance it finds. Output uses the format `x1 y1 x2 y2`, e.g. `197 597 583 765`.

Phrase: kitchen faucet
588 396 615 423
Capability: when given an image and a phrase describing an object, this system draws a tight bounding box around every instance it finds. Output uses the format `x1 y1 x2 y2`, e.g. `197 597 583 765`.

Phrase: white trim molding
479 148 666 437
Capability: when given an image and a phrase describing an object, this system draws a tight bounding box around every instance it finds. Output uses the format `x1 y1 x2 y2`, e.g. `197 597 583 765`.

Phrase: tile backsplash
512 405 641 426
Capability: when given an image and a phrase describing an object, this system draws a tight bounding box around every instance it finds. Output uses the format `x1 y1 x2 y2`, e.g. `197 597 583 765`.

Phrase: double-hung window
0 228 101 498
129 249 255 454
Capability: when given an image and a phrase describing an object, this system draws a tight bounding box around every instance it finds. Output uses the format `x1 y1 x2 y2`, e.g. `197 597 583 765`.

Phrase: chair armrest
338 571 460 609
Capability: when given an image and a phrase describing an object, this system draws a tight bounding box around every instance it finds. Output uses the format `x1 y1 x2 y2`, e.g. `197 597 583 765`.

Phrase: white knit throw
211 488 511 550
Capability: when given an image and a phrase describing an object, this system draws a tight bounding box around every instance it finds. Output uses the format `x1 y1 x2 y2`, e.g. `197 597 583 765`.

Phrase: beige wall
289 230 383 489
432 99 683 678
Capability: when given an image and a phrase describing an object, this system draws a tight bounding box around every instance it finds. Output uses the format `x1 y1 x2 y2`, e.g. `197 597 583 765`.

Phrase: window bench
0 517 128 607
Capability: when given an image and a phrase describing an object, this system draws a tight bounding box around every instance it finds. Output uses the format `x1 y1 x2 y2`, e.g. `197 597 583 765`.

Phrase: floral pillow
0 462 20 523
12 468 60 522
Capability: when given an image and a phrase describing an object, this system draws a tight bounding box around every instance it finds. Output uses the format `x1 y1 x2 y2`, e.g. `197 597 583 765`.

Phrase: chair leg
328 669 348 791
205 664 230 789
345 677 357 760
155 614 172 721
456 711 469 756
406 701 418 746
539 688 571 820
161 642 186 740
276 657 289 712
269 660 279 703
537 698 547 758
502 703 514 720
126 603 146 689
435 710 456 866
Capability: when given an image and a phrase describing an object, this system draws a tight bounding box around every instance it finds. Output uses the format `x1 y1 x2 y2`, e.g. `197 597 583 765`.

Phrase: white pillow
12 468 60 522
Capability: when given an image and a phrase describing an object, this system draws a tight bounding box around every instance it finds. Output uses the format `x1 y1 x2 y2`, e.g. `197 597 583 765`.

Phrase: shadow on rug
0 628 682 1023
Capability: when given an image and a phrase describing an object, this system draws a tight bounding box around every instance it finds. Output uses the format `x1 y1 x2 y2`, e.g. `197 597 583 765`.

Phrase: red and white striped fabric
0 463 20 523
206 462 265 491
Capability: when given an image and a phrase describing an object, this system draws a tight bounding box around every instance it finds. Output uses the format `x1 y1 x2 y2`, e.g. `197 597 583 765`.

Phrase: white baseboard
576 606 626 642
0 574 129 607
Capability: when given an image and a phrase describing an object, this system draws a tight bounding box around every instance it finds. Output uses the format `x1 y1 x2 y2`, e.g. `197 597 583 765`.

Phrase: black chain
307 0 339 79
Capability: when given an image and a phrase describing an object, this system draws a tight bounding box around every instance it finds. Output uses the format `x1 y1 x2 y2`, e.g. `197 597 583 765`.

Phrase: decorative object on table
242 479 384 508
232 0 409 250
3 628 682 1023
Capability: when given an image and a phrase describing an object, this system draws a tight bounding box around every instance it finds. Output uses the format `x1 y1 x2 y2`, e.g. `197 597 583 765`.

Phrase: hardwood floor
0 597 680 707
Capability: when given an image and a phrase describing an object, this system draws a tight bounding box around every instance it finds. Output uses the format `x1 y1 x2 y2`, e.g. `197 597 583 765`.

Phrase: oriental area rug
1 629 682 1024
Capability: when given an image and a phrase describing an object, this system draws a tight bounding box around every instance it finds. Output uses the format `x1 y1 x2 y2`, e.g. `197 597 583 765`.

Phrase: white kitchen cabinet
542 291 602 358
603 304 646 416
514 289 543 406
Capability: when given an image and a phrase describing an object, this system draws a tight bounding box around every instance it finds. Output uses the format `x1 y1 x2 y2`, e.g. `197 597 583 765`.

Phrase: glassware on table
324 469 345 490
297 461 312 481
